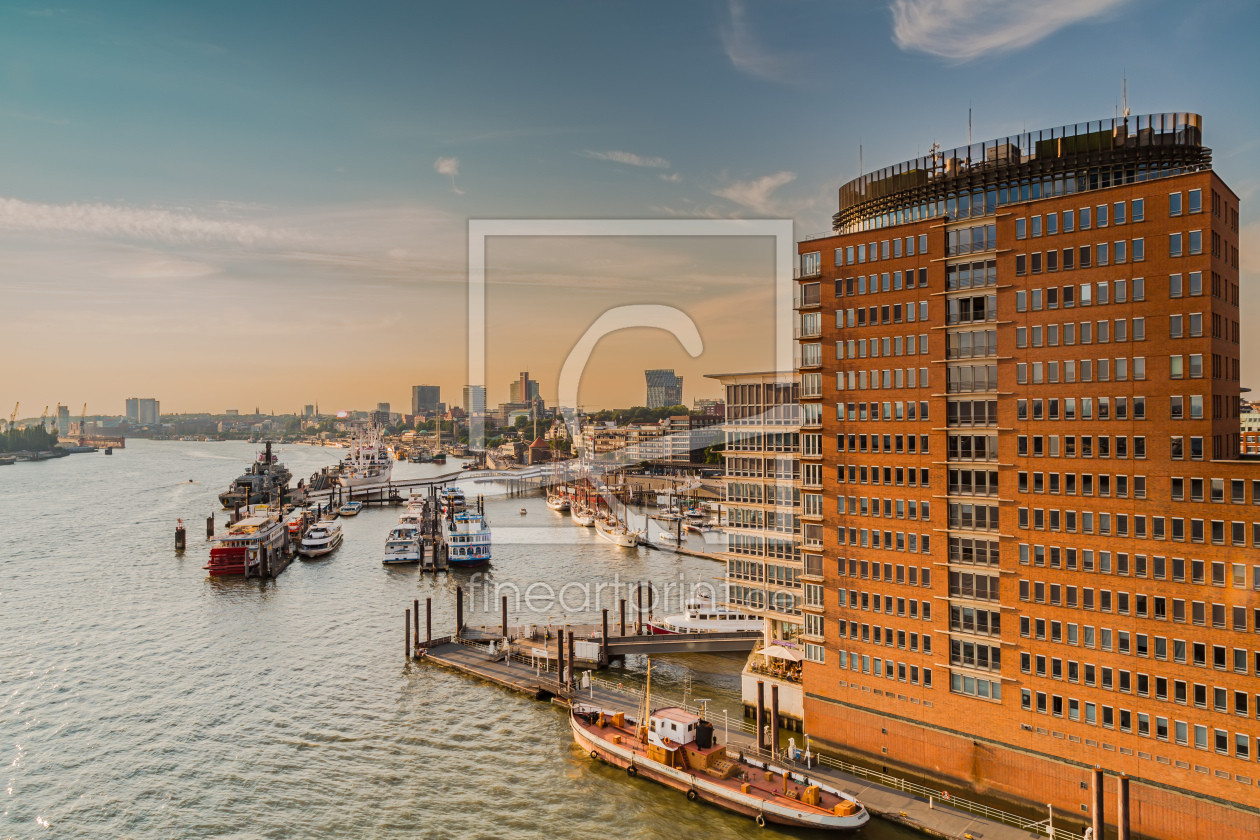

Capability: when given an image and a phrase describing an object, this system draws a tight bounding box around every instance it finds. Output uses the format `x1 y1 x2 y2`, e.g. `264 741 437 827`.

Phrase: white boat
339 424 393 490
299 521 344 557
398 511 424 527
646 597 762 634
595 515 640 547
570 505 596 527
546 493 570 511
446 510 491 567
383 524 422 565
339 501 363 516
204 513 288 576
655 529 682 544
440 486 466 515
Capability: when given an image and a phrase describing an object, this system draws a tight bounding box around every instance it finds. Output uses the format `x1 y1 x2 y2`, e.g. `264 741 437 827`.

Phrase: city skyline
2 2 1258 414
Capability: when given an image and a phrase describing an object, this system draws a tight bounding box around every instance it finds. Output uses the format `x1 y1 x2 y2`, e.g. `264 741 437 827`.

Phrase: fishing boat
338 424 393 490
339 501 364 516
595 514 640 548
446 509 491 567
382 523 422 565
217 441 292 508
570 662 867 831
204 511 288 576
298 521 344 558
645 596 763 635
546 492 570 512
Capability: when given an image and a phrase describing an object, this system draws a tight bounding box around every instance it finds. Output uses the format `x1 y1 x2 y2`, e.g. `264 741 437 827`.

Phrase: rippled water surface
0 441 916 839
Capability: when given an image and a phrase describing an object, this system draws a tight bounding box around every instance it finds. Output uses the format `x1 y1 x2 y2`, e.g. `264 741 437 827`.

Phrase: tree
0 425 60 453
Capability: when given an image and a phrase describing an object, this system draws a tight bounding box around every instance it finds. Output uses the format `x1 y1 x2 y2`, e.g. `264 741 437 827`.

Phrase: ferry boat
446 510 491 567
382 524 422 565
218 442 292 508
646 597 762 634
546 493 570 512
338 424 393 490
204 511 288 576
595 514 640 548
570 663 867 831
339 501 364 516
439 486 466 515
298 521 344 557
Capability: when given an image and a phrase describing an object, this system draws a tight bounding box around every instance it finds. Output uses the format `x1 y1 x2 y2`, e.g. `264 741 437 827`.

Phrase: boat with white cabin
382 523 422 565
446 510 491 567
595 514 640 548
298 521 344 557
645 597 762 635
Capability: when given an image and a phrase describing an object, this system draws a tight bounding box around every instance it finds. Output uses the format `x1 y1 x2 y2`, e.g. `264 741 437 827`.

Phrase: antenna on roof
859 142 863 177
968 105 972 146
1122 73 1130 119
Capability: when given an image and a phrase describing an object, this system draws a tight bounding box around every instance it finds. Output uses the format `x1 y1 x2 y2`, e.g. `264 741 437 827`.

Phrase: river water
0 441 916 839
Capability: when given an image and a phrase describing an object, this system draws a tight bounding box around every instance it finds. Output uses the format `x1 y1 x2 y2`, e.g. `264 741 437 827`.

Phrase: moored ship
298 520 344 558
338 424 393 490
204 510 288 576
218 442 292 508
645 596 762 634
446 509 490 567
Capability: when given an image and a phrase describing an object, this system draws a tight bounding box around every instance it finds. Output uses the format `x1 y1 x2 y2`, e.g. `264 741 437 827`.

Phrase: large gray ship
218 442 292 508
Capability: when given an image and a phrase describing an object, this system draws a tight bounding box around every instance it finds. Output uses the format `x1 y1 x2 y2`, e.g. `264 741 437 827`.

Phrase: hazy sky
2 0 1258 417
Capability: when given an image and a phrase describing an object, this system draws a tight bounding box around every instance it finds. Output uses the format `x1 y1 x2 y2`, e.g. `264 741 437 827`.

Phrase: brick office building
795 113 1257 838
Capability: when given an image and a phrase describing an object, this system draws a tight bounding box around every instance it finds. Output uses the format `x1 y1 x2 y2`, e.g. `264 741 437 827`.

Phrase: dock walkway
417 638 1062 840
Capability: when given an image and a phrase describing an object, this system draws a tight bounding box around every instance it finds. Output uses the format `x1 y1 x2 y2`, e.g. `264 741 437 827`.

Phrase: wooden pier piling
770 684 780 756
756 681 766 751
405 608 411 659
501 596 508 639
455 586 463 637
413 599 420 643
205 514 214 540
600 609 609 667
619 598 626 636
556 627 565 690
567 629 575 690
426 597 432 642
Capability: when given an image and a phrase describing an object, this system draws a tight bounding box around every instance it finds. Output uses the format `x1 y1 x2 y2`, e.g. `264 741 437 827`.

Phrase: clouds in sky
0 195 307 248
712 171 798 216
720 0 796 83
580 149 671 169
434 156 464 194
890 0 1133 62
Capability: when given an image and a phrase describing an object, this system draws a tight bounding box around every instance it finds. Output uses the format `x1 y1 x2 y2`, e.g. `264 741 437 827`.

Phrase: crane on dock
7 402 16 433
78 403 88 445
40 406 49 431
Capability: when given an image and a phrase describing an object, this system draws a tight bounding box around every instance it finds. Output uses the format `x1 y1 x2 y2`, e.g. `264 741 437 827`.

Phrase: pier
406 599 1080 840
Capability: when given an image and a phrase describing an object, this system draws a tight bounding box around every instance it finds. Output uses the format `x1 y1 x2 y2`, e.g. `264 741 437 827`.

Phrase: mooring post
426 597 432 642
206 514 214 540
556 628 565 690
756 681 766 752
1092 766 1104 840
405 608 411 659
414 599 420 644
1118 773 1130 840
567 629 575 690
455 586 463 637
501 596 509 640
175 520 186 551
770 685 780 757
635 582 643 634
600 608 609 667
619 598 626 637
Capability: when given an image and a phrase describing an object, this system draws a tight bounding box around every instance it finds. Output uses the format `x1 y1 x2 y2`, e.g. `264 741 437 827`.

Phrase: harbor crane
7 402 16 433
79 403 88 445
40 406 49 430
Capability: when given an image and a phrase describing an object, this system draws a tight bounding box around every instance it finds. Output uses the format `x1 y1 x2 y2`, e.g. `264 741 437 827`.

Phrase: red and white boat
204 511 287 576
570 664 868 831
645 597 762 635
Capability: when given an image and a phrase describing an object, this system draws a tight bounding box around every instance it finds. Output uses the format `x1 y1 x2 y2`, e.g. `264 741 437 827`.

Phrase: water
0 441 917 838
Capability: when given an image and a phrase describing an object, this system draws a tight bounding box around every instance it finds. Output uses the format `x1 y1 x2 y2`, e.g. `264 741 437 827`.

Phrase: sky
2 0 1259 417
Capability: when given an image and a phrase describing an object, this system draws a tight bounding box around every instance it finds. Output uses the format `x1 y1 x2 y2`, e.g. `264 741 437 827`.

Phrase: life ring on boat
755 813 766 827
686 789 698 801
590 750 599 760
627 765 637 777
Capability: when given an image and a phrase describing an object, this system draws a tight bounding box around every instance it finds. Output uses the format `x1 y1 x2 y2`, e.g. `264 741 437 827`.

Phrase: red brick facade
796 136 1259 837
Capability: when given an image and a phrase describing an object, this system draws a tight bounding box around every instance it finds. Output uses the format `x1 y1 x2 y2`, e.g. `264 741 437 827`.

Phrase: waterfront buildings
412 385 441 414
575 415 721 469
508 372 540 404
796 113 1254 839
645 369 684 409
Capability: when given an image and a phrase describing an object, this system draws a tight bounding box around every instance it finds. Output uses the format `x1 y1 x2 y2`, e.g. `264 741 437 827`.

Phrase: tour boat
570 505 596 527
595 514 640 548
546 493 570 512
398 510 424 527
382 524 422 565
338 424 393 490
645 597 762 635
571 663 867 831
446 510 491 567
339 500 364 516
204 513 288 576
298 521 344 557
440 486 466 515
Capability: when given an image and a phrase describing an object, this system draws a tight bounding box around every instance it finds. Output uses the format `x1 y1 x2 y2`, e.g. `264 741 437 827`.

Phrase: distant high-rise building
125 397 159 425
304 405 315 417
412 385 440 414
56 405 70 437
377 402 390 414
645 369 683 409
508 372 540 404
462 385 487 417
